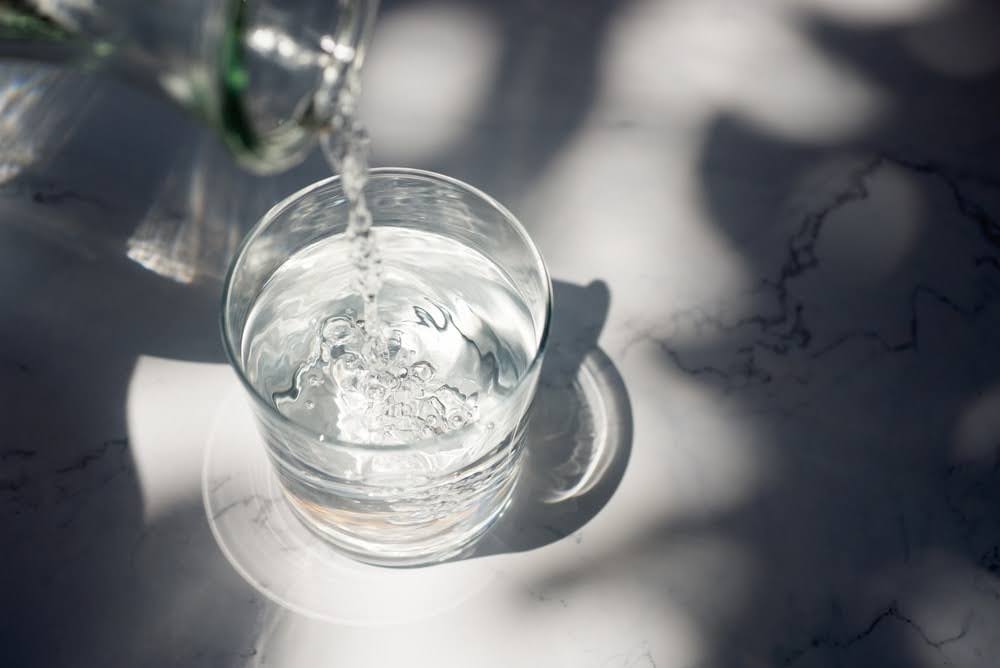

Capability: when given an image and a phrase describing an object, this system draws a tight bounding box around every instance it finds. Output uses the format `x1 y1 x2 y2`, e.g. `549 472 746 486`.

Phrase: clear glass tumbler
222 169 551 566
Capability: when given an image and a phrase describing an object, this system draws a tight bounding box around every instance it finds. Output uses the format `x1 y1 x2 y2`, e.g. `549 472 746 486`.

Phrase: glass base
202 386 498 623
260 418 527 568
281 479 517 568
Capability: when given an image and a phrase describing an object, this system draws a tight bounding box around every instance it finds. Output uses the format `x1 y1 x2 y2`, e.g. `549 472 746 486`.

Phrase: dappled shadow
0 73 263 665
372 0 628 206
0 228 260 664
528 1 1000 665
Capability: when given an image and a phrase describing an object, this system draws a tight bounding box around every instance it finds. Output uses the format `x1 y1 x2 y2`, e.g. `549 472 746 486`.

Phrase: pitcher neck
0 0 379 173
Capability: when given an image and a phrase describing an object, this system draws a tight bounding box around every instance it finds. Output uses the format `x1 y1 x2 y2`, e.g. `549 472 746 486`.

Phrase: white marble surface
3 0 1000 665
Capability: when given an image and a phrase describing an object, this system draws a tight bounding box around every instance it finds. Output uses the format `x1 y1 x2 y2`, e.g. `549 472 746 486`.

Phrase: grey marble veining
2 0 1000 666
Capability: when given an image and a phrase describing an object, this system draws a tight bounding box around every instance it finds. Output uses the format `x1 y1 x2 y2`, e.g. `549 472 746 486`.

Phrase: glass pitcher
0 0 378 173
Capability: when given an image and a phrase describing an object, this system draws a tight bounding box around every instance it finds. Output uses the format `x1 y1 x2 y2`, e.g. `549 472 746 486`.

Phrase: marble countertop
4 0 1000 665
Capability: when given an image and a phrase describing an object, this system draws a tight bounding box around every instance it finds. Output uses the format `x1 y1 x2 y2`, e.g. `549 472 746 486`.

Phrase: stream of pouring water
319 68 383 331
243 68 516 446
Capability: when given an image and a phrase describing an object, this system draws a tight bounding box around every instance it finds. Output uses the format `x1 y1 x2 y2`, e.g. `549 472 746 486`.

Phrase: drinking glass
221 168 551 566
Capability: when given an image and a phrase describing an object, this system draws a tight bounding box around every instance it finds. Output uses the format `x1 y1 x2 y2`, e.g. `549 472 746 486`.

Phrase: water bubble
375 370 398 388
338 352 361 371
321 316 354 344
331 355 362 388
486 422 495 431
304 400 315 410
465 392 479 409
425 415 439 427
386 330 403 359
410 361 435 383
436 385 465 413
449 414 465 427
307 374 323 386
423 396 446 417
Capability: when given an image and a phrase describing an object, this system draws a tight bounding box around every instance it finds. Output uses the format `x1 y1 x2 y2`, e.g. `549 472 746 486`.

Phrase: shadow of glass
471 279 633 557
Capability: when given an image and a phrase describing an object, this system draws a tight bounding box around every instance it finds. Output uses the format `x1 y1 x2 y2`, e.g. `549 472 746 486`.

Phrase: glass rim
220 167 553 453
